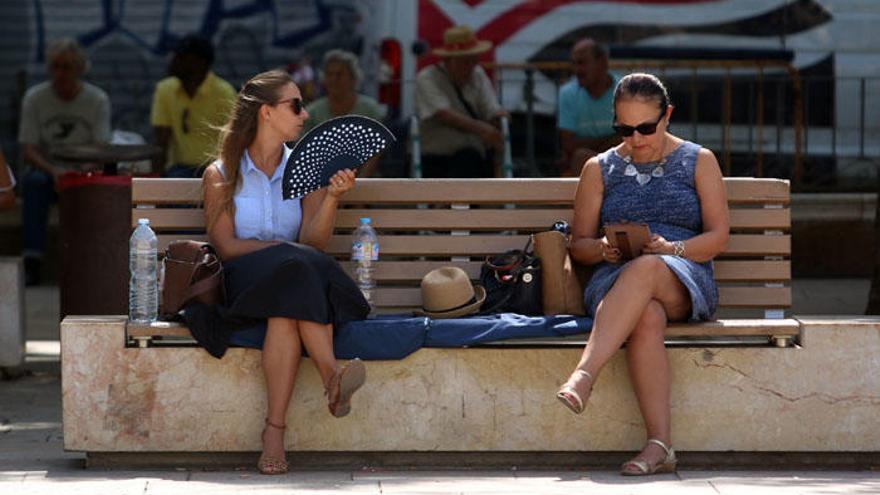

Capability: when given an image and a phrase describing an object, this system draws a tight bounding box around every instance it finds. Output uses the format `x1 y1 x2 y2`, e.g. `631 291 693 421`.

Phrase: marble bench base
61 316 880 453
0 257 25 367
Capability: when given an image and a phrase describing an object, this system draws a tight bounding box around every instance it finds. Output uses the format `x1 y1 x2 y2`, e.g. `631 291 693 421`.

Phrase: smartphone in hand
603 222 651 260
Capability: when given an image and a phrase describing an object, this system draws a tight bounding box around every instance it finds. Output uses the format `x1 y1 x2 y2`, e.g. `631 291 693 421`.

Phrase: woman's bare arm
569 157 617 265
644 148 729 262
203 165 278 261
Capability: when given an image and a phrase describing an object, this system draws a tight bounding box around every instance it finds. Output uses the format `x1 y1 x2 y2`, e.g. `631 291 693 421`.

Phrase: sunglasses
612 109 667 137
277 97 304 115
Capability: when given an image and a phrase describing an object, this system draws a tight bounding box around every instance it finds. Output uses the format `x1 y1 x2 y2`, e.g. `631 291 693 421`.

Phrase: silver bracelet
672 240 685 257
0 185 14 193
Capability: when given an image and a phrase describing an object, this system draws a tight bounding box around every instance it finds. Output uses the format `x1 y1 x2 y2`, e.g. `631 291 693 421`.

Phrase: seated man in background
557 38 620 176
304 49 386 176
304 49 385 132
18 38 111 285
416 25 507 178
151 34 235 177
0 149 15 210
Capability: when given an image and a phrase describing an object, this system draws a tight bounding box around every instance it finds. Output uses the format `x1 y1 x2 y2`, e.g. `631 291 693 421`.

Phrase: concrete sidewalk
1 279 878 493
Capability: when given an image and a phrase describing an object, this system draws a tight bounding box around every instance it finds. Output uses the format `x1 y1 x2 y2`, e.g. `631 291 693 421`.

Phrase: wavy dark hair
207 69 293 230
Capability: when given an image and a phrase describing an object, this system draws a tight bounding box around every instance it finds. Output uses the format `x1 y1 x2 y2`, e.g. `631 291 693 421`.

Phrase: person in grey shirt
18 38 111 285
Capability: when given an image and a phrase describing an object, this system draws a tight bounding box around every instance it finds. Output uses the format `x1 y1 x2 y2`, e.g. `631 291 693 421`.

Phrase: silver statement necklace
622 139 670 186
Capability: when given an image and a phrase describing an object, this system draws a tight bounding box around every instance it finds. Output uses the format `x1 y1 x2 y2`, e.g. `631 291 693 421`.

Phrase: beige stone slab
61 317 880 452
147 476 380 494
794 315 880 327
18 479 149 495
678 471 880 495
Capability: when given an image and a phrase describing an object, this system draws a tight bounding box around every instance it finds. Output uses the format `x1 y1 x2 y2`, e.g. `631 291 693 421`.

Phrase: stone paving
1 281 878 493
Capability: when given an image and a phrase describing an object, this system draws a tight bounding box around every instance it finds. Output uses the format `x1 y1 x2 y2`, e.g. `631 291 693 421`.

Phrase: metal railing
479 61 880 187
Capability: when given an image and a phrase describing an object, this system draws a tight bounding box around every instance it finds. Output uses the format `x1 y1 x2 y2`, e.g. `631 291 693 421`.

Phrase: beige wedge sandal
555 369 593 414
620 438 678 476
326 358 366 418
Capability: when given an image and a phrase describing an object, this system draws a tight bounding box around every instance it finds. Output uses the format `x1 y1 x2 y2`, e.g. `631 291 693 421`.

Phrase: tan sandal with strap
325 358 366 418
620 438 678 476
556 369 593 414
258 419 289 475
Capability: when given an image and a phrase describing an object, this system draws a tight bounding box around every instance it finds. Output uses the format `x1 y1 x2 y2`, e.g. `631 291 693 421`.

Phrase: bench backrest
132 178 791 318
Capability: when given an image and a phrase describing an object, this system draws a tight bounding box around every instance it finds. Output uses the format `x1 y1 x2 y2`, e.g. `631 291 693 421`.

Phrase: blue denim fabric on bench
228 314 592 360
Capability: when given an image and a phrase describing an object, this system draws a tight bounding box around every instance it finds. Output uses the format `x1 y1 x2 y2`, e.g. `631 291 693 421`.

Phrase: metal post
747 81 755 161
722 68 732 176
776 79 784 177
525 67 536 172
860 77 866 159
756 68 765 177
410 115 421 178
787 66 804 186
500 116 514 178
831 79 837 159
802 78 809 155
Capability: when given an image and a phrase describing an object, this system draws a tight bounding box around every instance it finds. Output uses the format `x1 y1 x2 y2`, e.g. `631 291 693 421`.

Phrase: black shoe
24 257 42 287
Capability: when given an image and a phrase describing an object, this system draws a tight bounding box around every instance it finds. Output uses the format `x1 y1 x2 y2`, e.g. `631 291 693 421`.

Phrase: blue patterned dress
583 140 718 321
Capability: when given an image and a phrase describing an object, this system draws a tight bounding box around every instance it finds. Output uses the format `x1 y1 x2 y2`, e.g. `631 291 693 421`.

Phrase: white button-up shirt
217 145 302 242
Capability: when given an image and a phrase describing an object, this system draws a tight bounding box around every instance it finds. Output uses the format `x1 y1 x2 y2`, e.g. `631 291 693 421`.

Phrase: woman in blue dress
556 74 730 475
200 70 370 474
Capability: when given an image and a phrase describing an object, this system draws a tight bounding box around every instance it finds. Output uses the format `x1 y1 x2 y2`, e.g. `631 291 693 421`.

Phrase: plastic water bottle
352 217 379 305
129 218 158 323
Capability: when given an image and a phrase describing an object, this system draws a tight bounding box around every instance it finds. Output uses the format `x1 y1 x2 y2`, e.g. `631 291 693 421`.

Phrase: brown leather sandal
258 419 289 475
620 438 678 476
556 369 593 414
325 358 366 418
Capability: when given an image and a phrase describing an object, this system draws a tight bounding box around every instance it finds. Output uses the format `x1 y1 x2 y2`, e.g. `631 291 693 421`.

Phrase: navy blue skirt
182 242 370 358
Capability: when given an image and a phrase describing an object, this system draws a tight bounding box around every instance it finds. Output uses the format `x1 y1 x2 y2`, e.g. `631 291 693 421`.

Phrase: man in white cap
415 25 507 178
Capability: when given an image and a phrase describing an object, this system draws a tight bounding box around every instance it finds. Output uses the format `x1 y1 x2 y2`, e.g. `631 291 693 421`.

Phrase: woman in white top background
198 69 370 475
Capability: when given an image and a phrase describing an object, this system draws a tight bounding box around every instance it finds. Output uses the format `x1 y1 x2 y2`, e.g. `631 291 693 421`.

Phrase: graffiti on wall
13 0 381 141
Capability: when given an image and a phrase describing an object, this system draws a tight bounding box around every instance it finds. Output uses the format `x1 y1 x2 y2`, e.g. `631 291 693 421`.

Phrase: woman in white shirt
200 69 369 475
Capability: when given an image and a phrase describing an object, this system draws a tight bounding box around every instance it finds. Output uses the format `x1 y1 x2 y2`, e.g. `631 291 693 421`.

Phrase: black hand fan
282 115 396 199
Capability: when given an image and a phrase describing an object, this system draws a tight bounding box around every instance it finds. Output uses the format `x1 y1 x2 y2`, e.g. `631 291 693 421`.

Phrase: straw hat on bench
416 266 486 319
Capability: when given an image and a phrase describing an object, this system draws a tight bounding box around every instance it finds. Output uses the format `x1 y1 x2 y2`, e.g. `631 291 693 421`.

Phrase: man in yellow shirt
151 34 235 177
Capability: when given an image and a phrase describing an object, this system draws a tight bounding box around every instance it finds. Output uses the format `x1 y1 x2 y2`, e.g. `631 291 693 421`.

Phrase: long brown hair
207 69 294 229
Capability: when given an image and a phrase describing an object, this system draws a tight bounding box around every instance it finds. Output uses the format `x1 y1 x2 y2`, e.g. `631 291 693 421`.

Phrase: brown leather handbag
532 230 587 316
161 240 225 318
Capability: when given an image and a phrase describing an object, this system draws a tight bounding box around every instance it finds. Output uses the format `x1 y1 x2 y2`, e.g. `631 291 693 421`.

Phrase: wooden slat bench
128 177 797 346
62 176 880 460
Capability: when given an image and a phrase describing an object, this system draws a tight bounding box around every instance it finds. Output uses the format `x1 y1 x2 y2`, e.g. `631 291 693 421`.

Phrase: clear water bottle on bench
351 217 379 305
129 218 158 324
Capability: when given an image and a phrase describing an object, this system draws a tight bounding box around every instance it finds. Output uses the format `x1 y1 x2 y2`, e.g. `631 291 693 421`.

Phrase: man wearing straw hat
416 25 507 178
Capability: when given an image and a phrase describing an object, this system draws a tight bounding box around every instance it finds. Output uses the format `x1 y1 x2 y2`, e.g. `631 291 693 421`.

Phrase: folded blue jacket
229 313 592 360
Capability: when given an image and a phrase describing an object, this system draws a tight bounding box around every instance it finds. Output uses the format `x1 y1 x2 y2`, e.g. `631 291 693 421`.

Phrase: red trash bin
57 172 132 319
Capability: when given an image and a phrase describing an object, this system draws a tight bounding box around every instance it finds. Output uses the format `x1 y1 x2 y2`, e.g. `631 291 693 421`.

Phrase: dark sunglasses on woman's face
612 109 666 137
277 97 304 115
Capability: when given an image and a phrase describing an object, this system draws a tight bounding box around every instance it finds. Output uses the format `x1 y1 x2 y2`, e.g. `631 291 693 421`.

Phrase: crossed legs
261 317 337 465
561 255 690 466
